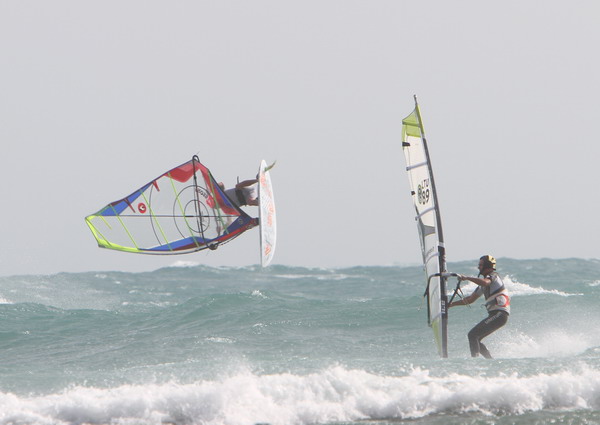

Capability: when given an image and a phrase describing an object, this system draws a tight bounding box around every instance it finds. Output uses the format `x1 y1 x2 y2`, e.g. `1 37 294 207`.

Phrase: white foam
504 275 582 297
495 330 593 358
1 365 599 425
274 273 354 281
455 276 582 297
204 336 234 344
251 290 268 299
169 260 201 268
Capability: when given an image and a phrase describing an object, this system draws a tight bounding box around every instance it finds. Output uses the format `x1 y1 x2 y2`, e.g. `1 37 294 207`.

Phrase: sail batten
402 97 449 358
406 161 428 171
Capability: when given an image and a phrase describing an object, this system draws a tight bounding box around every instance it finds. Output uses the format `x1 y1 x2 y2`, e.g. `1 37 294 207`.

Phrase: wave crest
2 365 600 425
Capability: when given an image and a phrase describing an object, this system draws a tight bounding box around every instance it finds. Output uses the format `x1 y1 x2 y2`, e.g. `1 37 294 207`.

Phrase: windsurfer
448 255 510 359
219 179 259 207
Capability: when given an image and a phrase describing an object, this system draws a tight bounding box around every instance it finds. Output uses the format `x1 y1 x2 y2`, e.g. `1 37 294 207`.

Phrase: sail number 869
418 179 430 205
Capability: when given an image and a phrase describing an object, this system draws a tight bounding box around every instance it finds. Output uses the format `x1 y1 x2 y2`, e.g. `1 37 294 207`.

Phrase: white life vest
477 272 511 314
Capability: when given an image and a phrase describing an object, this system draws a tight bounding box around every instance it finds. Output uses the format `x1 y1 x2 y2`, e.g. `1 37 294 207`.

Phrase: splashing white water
496 329 592 358
454 276 582 297
169 260 201 268
504 275 582 297
1 366 599 425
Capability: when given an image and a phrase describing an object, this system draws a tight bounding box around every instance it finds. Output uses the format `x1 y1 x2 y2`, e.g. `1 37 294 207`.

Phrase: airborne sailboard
85 156 258 255
258 160 277 267
401 96 458 358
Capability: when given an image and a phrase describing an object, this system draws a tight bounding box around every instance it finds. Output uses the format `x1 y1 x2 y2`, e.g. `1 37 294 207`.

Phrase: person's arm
448 291 479 308
234 179 259 206
235 179 258 189
458 274 491 288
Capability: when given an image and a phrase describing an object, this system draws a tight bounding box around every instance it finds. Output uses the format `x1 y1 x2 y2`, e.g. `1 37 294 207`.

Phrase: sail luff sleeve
167 172 203 250
203 170 229 235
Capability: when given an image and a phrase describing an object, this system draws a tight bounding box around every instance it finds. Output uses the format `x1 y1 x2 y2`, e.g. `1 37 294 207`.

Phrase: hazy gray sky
1 1 599 276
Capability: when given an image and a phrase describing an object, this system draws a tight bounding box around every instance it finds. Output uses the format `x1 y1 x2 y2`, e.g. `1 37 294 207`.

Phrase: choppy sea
1 258 599 425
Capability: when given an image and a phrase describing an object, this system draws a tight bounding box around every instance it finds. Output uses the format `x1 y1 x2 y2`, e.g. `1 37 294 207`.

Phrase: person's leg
467 311 508 358
468 319 488 357
478 342 492 359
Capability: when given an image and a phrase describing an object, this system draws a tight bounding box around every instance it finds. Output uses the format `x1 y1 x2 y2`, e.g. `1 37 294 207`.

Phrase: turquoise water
0 258 599 424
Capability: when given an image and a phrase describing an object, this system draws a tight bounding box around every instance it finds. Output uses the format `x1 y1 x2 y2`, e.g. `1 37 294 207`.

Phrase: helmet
479 255 496 270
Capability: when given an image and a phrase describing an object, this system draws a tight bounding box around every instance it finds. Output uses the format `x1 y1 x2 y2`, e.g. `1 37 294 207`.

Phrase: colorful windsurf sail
402 96 450 358
85 156 258 255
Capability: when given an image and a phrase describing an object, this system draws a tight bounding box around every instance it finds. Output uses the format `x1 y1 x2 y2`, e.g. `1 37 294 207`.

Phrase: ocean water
1 258 599 425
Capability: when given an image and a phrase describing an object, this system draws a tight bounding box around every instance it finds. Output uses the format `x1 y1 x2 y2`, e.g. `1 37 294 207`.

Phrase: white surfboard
258 160 276 267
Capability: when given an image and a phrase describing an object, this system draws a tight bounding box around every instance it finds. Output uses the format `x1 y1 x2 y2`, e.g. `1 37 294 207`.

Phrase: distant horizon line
1 256 599 278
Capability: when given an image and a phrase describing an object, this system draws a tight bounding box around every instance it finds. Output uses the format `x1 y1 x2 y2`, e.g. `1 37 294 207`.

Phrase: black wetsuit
468 272 510 359
468 310 509 359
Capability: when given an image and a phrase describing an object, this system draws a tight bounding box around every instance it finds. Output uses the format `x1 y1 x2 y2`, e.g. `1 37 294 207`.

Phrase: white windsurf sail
401 96 450 358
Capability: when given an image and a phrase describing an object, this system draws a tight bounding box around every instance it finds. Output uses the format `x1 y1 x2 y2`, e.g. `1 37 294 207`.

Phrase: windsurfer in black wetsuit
448 255 510 359
218 179 259 207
